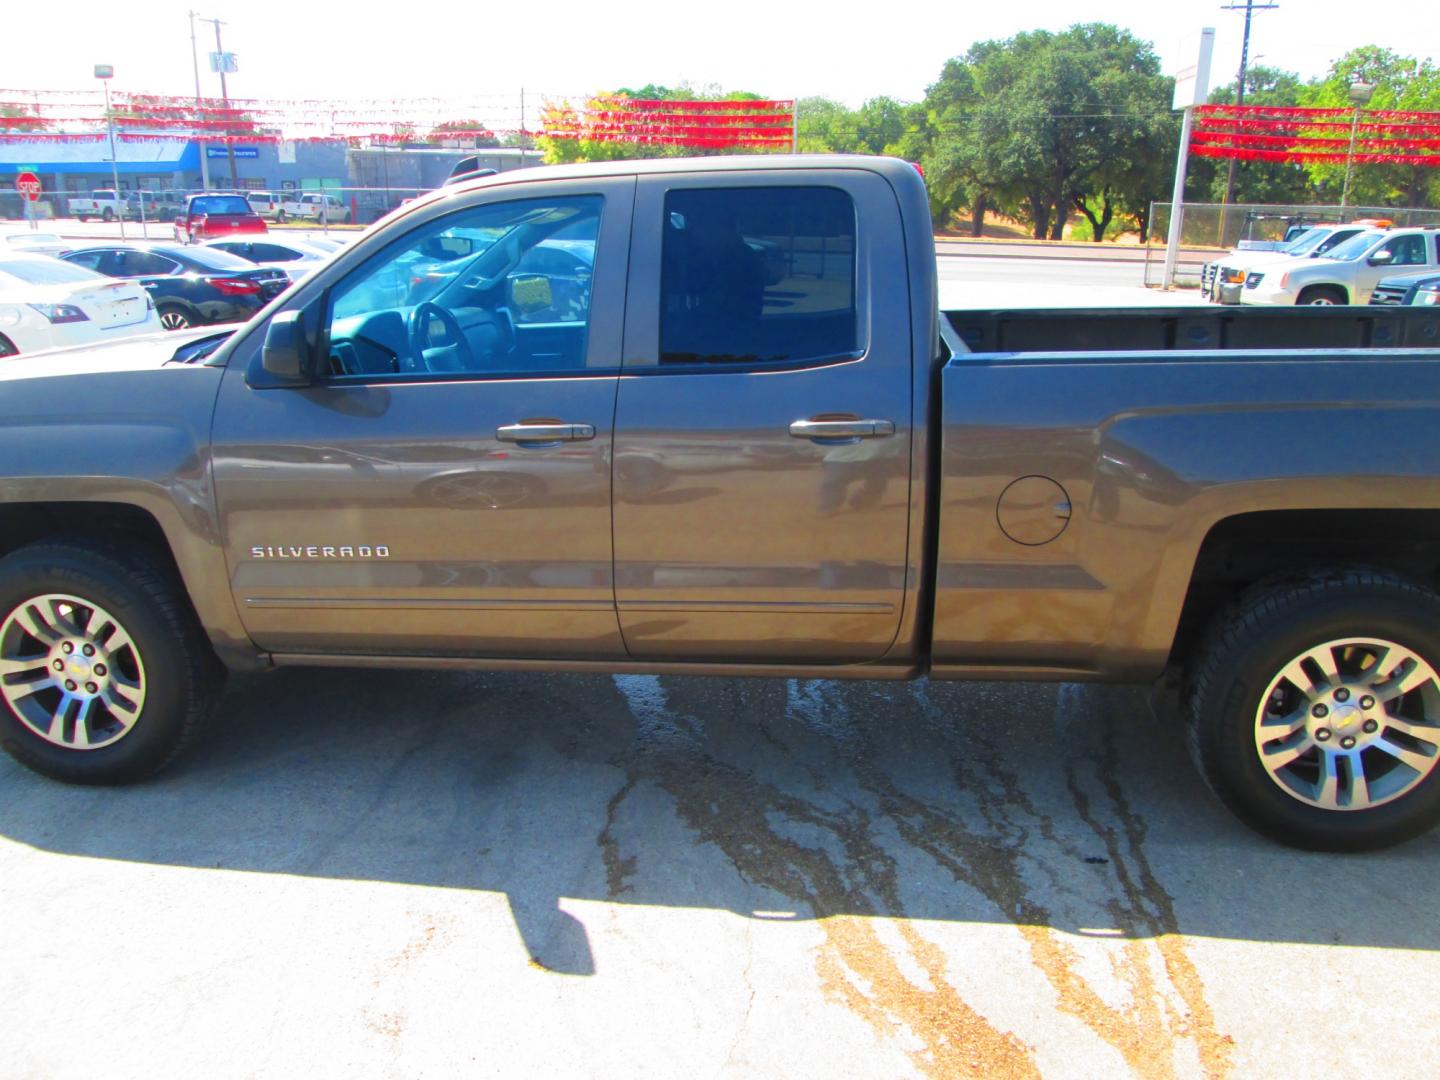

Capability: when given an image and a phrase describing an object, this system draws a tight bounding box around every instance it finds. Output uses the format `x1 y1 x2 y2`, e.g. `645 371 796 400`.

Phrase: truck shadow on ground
2 666 1436 978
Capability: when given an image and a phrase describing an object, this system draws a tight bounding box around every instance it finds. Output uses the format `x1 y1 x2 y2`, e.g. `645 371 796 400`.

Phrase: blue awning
0 137 200 174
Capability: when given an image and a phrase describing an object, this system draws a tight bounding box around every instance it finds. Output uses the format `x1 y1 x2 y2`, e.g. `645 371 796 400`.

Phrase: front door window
325 196 602 380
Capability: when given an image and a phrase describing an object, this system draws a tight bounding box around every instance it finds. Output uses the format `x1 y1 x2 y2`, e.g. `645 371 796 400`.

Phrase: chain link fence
1142 201 1440 288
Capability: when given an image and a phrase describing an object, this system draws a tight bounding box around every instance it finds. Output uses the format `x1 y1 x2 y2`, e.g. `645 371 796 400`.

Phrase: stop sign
15 172 41 202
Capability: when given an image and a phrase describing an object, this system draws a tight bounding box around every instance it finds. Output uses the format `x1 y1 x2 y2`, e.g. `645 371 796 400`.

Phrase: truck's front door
210 177 634 658
611 171 913 662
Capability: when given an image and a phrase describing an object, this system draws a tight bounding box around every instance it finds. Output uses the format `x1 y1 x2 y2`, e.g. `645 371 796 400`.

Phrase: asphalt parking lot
3 668 1437 1078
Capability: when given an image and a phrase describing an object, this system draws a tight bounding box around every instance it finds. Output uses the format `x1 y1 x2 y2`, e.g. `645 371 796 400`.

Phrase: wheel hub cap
1255 637 1440 811
0 594 147 750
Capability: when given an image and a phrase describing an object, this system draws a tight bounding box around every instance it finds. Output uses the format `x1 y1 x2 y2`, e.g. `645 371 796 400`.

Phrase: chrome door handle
496 422 596 444
788 419 895 440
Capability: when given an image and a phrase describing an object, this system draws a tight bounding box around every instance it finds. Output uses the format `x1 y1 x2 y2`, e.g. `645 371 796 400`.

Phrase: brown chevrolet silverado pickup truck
3 155 1440 851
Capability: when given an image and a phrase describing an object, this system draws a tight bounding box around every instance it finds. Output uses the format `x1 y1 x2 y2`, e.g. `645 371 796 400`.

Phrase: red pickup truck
173 193 268 244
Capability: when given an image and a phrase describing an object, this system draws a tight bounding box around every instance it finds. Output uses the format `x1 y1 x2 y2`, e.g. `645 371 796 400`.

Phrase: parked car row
0 208 351 356
1203 222 1440 307
66 189 191 223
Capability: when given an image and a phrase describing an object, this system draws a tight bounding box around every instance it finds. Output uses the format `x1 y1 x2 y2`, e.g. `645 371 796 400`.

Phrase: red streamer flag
1190 103 1440 167
543 97 794 149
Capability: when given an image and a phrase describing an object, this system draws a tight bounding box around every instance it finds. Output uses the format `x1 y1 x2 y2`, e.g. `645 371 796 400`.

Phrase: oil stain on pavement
603 675 1235 1079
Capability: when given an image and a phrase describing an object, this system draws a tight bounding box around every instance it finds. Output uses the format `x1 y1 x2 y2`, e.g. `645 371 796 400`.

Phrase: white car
277 193 352 224
1242 228 1440 306
3 231 73 257
1209 222 1380 303
0 254 160 358
202 237 336 283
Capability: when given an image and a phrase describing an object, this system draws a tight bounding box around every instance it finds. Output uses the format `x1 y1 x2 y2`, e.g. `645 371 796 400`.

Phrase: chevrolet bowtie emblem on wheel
249 545 391 559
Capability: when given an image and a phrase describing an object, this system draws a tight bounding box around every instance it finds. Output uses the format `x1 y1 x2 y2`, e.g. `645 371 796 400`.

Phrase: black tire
1298 285 1346 306
101 208 114 223
76 214 89 223
157 305 192 331
0 539 224 785
276 210 287 224
1187 569 1440 851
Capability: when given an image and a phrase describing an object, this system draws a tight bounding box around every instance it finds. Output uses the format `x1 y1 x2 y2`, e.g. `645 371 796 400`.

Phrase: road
2 668 1436 1078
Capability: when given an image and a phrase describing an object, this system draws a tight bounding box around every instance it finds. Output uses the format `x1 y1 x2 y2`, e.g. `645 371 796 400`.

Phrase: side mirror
1369 249 1396 266
249 308 314 388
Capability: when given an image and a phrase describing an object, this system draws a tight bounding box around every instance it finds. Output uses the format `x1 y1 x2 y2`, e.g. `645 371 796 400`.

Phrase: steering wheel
406 301 476 373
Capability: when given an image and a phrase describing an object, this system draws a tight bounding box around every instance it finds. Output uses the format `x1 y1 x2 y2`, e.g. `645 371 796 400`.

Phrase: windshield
1321 231 1384 262
0 258 107 285
190 195 252 216
1282 228 1335 256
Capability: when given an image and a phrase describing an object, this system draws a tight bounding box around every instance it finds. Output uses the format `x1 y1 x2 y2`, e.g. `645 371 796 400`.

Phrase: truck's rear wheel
1187 571 1440 851
276 210 287 223
101 208 114 223
0 540 223 785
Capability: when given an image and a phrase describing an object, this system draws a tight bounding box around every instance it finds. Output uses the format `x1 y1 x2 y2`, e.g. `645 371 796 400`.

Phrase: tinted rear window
660 186 857 366
191 196 253 216
155 244 255 271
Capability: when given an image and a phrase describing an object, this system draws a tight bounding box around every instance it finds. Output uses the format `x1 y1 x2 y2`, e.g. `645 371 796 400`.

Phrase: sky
2 0 1431 125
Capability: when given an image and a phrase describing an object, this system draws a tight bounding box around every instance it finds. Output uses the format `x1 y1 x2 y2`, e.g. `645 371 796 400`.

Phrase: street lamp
94 63 126 240
1340 77 1375 211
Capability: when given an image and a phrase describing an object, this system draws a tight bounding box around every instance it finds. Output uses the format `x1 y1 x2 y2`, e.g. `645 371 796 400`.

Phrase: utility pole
197 16 238 189
97 68 127 241
189 11 211 190
1219 0 1278 216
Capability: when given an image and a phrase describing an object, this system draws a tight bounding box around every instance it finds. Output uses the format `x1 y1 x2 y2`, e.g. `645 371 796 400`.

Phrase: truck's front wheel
1187 571 1440 851
0 541 223 785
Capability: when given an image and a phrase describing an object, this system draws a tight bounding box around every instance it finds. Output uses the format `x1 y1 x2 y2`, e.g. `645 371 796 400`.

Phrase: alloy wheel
1254 637 1440 811
0 592 148 750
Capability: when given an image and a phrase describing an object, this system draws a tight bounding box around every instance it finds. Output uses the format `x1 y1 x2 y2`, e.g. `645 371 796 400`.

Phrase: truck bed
944 304 1440 355
932 312 1440 681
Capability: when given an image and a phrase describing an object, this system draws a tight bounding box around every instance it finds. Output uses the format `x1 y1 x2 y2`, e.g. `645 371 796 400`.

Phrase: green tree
893 58 1009 235
1297 47 1440 208
905 25 1176 241
854 96 907 154
425 119 499 147
795 96 858 153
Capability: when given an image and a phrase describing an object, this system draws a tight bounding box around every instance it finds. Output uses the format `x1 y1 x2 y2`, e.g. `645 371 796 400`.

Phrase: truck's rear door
612 169 913 662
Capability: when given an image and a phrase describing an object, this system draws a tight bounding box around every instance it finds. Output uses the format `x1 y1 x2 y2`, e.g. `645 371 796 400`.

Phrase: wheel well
1170 509 1440 669
1297 283 1348 304
0 502 184 585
